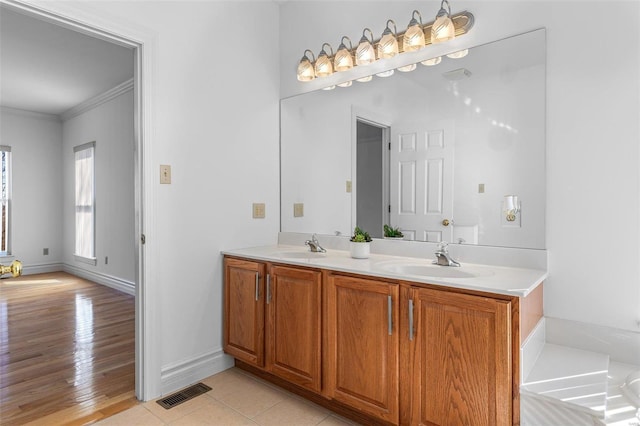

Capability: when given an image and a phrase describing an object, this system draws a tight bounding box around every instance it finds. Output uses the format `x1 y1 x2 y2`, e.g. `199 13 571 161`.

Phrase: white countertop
222 244 547 297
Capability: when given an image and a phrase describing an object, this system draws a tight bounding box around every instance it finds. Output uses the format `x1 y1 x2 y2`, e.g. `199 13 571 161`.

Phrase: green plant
383 224 404 238
350 226 372 243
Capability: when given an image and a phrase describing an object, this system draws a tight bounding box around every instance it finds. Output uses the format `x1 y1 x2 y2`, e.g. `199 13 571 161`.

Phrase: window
74 142 96 264
0 146 11 256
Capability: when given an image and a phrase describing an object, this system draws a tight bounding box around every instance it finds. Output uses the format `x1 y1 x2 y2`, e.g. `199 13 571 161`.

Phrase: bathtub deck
521 343 609 418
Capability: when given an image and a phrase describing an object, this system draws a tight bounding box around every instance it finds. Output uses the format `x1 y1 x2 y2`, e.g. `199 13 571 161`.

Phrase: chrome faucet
433 242 460 267
305 234 326 253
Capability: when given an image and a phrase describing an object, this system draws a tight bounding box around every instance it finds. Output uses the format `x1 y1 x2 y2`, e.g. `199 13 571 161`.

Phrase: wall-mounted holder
502 195 521 228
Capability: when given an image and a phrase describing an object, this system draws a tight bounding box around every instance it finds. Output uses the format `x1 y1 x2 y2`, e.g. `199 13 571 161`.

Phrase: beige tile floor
96 368 359 426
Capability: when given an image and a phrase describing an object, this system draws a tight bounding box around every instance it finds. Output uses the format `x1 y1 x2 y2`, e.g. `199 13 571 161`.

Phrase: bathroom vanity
223 245 545 426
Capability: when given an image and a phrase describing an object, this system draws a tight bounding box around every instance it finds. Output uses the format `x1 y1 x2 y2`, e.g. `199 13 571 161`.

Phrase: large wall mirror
281 29 546 250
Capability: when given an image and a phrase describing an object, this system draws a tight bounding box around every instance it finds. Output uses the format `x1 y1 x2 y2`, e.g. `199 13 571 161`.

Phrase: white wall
280 1 640 333
0 108 63 271
24 0 281 398
62 90 136 284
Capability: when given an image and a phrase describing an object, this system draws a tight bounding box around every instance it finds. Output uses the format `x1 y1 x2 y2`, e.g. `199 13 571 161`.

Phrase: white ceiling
0 7 134 116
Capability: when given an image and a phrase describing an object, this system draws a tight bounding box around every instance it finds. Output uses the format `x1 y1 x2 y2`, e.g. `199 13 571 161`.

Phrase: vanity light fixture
378 20 399 59
503 195 520 222
335 44 353 84
376 21 398 77
356 28 376 66
403 10 425 52
315 43 334 78
432 0 456 43
296 49 316 82
296 3 474 85
334 36 354 72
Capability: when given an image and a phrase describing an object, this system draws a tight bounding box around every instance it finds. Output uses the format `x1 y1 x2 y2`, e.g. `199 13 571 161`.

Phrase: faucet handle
437 241 449 252
311 233 319 244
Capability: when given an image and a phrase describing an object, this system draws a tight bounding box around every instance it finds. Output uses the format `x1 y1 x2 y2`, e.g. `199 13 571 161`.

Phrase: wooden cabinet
224 255 534 426
326 273 399 424
407 286 512 426
224 258 322 392
223 257 265 367
267 265 322 392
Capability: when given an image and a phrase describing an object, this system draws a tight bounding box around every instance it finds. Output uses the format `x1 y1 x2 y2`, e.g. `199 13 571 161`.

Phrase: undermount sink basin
375 261 493 279
275 251 326 259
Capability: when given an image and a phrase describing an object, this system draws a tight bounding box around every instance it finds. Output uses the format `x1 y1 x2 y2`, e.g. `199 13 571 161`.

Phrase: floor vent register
156 383 212 409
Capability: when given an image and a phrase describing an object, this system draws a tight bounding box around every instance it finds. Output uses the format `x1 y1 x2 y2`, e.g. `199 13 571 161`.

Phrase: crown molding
61 78 134 122
0 106 61 122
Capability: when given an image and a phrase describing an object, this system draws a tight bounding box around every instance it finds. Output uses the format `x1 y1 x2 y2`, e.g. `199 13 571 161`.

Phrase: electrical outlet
43 248 49 255
253 203 265 219
160 165 171 184
293 203 304 217
105 256 109 265
346 180 352 193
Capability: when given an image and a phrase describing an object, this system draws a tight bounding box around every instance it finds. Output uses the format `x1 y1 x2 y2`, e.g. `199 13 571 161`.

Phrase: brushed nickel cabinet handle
266 274 271 304
388 295 393 336
255 272 259 301
409 299 414 341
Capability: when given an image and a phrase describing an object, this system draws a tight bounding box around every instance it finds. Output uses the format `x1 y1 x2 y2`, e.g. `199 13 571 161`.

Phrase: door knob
442 219 453 227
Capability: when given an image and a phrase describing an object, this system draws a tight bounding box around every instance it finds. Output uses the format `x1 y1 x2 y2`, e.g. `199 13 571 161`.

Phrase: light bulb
356 75 373 83
296 50 315 82
403 10 425 52
397 63 417 72
421 56 442 66
432 0 455 44
356 28 376 66
314 43 334 78
446 49 468 59
334 36 354 72
378 20 398 59
337 80 353 88
376 69 394 78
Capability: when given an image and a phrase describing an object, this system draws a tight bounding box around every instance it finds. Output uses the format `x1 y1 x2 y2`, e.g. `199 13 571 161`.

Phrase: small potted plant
349 226 372 259
383 224 404 240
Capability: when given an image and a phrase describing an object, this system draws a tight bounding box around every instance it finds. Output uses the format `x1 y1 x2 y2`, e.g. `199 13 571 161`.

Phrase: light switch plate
160 165 171 184
478 183 485 193
346 180 352 193
293 203 304 217
253 203 266 219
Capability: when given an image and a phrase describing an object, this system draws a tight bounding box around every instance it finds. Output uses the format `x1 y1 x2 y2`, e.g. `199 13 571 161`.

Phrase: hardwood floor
0 272 136 425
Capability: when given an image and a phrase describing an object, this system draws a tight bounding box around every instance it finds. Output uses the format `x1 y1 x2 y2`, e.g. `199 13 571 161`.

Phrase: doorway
0 0 147 404
356 119 390 239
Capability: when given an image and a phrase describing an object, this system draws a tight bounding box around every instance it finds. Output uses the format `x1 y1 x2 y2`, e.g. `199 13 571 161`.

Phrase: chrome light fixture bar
296 6 474 83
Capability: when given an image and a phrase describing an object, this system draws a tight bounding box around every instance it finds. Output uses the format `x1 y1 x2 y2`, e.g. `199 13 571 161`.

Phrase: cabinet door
326 274 399 424
224 257 265 367
266 265 322 393
410 287 512 426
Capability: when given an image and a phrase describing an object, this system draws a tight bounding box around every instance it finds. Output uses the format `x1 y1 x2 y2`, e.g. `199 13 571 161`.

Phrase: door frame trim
1 0 160 400
351 107 392 235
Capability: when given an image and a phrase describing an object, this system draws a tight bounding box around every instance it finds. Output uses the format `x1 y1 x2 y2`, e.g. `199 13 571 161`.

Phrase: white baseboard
545 317 640 366
63 263 135 296
160 349 234 396
20 262 64 275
